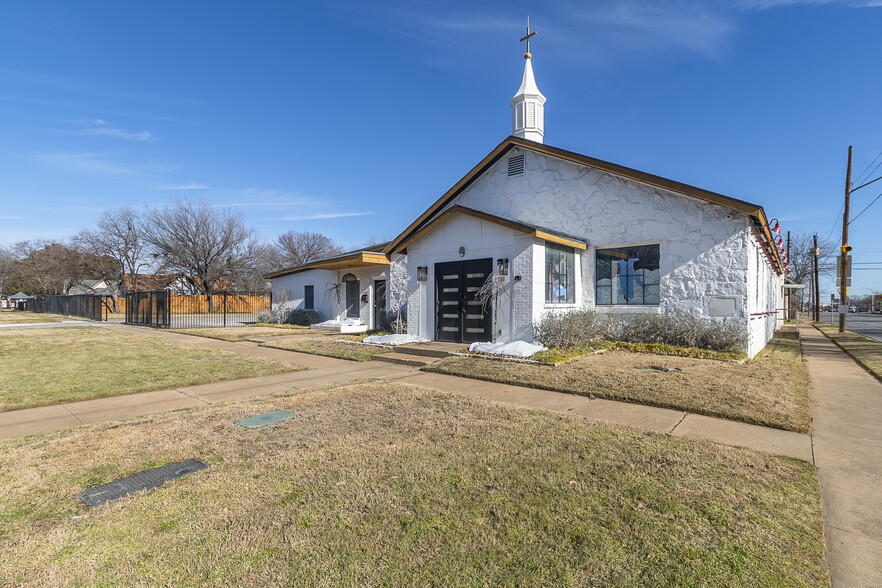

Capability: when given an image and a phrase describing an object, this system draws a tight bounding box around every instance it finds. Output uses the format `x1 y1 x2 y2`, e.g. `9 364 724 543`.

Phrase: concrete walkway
0 324 812 463
801 325 882 587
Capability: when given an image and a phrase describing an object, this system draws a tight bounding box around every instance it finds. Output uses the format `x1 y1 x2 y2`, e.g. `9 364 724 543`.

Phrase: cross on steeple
520 17 536 59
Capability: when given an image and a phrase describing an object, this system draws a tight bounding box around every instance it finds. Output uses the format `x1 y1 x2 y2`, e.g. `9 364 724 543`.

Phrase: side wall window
304 285 314 310
545 243 575 304
596 244 660 305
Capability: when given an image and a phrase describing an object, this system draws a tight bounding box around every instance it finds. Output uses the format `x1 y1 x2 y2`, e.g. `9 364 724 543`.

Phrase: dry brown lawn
0 327 305 411
0 382 827 587
426 338 810 433
0 311 68 324
169 326 314 342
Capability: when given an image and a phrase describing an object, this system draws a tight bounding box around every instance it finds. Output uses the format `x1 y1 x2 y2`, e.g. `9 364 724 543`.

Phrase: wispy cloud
362 0 878 68
66 118 156 142
155 183 211 191
80 126 155 141
736 0 882 8
280 211 374 221
36 152 175 175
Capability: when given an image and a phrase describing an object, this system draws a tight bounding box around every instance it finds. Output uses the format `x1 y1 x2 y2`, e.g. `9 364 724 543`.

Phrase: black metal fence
125 290 271 329
125 291 170 328
23 294 106 321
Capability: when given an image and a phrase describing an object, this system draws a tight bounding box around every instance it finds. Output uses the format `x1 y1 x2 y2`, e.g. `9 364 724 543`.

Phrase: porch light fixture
496 258 509 276
342 272 357 282
458 247 465 257
417 266 428 281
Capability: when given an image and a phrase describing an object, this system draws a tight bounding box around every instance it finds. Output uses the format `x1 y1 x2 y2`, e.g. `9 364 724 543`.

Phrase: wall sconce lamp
496 258 509 276
361 293 369 303
458 247 465 258
417 266 428 281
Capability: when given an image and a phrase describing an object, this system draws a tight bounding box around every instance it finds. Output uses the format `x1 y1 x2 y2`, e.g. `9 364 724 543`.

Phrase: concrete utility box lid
235 410 297 429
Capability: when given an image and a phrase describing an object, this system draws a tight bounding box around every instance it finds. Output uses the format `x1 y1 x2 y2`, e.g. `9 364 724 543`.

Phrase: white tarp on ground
469 341 547 358
362 334 430 346
314 318 363 327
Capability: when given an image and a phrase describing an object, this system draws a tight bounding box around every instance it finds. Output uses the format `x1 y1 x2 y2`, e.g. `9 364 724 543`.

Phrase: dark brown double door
435 258 492 343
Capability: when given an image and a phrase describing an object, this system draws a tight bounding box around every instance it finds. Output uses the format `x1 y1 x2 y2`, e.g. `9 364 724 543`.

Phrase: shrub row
255 306 326 326
534 309 746 353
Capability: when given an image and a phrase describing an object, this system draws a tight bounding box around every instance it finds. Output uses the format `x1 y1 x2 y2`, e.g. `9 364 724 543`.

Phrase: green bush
534 309 746 353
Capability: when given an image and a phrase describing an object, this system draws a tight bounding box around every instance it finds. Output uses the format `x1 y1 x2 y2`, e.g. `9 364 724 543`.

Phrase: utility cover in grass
235 410 297 428
78 459 208 507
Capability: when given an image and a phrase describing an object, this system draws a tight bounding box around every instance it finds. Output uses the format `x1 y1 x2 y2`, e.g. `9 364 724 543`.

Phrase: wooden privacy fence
109 294 269 315
168 294 270 314
124 290 271 328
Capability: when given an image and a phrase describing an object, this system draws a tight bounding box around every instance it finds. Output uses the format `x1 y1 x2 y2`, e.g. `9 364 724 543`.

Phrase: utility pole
839 146 853 333
813 233 820 322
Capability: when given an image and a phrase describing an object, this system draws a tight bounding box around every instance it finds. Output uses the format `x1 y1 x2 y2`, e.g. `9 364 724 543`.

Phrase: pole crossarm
851 175 882 193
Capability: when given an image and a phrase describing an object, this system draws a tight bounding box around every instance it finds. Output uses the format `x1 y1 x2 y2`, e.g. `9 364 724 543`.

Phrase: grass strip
0 327 305 411
260 336 392 361
427 338 810 433
532 341 744 365
814 322 882 381
169 326 314 342
0 311 65 325
0 383 828 587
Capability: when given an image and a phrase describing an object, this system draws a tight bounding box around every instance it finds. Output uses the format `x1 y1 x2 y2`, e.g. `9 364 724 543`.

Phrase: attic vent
508 154 525 177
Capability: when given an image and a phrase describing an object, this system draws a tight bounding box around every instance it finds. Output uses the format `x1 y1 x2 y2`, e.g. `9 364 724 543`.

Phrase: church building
264 27 786 359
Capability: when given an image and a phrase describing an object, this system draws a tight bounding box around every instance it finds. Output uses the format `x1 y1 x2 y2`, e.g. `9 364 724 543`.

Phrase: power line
852 150 882 186
849 190 882 225
825 204 844 242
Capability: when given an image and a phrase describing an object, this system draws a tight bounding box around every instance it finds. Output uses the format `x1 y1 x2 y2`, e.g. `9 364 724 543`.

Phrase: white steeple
511 19 546 143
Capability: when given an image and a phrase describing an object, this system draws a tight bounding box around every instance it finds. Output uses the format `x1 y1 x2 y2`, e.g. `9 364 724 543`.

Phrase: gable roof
385 136 783 273
394 205 587 253
263 242 391 280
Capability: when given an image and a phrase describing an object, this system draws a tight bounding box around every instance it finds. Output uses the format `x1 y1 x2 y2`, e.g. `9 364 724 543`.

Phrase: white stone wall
271 266 388 327
447 147 763 351
746 234 784 358
405 213 533 341
270 269 337 320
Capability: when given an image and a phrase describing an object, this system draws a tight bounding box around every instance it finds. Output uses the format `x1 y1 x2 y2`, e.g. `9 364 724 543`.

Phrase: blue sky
1 0 881 296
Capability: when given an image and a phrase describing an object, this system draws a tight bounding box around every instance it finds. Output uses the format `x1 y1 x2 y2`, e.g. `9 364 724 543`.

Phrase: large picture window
596 244 660 305
545 243 575 304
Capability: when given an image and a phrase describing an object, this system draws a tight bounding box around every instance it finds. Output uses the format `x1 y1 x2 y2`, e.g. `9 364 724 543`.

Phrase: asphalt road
819 311 882 342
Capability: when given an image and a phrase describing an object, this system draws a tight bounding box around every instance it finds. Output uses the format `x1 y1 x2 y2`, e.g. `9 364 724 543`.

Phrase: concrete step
371 352 440 367
394 343 469 358
774 326 800 340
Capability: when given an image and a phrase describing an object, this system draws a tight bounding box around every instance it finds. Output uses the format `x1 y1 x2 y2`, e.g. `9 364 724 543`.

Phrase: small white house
266 46 785 358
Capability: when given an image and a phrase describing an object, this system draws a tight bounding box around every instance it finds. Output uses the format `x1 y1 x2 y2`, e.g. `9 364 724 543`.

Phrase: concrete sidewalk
801 325 882 587
1 324 813 463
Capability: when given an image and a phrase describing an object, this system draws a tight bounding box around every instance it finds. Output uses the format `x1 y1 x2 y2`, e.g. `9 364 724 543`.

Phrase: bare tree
10 240 84 295
275 231 342 267
143 198 261 311
474 270 512 343
388 254 409 334
784 232 836 314
0 247 14 298
361 234 391 248
786 232 836 285
75 206 146 311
